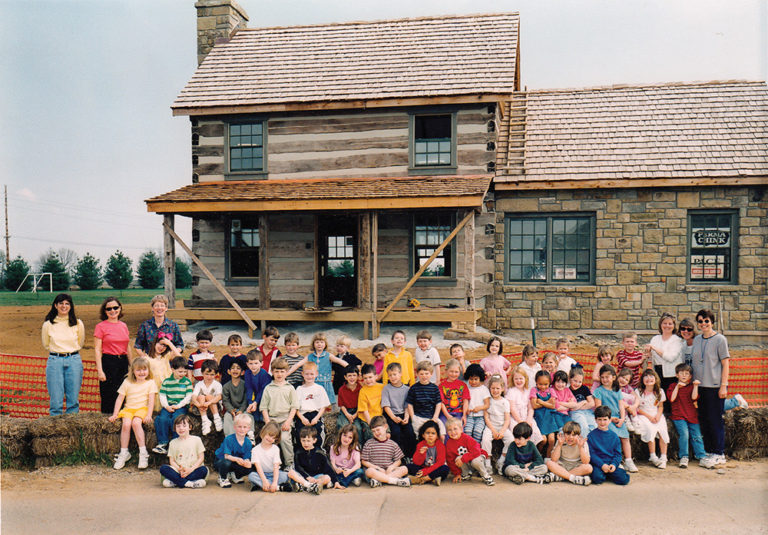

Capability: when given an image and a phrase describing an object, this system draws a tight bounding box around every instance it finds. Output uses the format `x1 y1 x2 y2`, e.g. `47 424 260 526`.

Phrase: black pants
698 387 725 455
385 413 416 458
100 354 129 413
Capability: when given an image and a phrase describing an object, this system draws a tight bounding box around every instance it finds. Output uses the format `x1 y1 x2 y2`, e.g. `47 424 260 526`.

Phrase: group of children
107 326 726 490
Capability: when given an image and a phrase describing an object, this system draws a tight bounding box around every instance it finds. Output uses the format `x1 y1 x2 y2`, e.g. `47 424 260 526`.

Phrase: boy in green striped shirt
153 356 194 454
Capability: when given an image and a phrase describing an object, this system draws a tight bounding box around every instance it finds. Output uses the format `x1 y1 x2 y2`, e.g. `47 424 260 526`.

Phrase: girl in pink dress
480 337 510 388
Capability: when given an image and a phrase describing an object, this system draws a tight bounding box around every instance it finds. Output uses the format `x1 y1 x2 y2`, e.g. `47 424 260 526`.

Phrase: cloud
17 188 36 201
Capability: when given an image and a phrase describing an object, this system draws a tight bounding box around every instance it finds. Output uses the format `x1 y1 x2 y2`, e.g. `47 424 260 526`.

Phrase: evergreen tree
39 251 70 291
175 258 192 289
74 253 102 290
104 250 133 290
137 250 163 289
4 256 31 291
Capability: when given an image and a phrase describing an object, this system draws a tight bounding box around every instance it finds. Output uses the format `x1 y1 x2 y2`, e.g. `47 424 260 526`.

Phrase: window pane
414 214 452 277
508 265 521 280
508 220 521 235
438 153 451 165
230 122 264 171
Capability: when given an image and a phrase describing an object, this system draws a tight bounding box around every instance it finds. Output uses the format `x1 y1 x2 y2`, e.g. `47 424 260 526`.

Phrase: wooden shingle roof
496 81 768 188
173 13 519 115
146 175 493 213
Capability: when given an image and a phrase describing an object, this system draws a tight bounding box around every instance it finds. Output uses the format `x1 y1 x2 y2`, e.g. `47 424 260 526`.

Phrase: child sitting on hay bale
109 357 157 470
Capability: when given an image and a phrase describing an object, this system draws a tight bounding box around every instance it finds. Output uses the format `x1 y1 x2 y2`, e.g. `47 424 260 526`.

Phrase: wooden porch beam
372 211 379 338
163 214 176 309
378 210 475 324
464 210 475 317
162 222 257 337
258 215 270 332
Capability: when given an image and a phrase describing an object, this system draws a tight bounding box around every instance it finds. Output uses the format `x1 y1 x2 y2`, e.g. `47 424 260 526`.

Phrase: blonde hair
150 294 169 307
335 334 352 347
445 417 462 430
127 356 153 383
415 360 434 373
311 332 328 351
444 358 460 370
488 375 504 389
541 352 558 367
510 365 529 389
303 361 318 372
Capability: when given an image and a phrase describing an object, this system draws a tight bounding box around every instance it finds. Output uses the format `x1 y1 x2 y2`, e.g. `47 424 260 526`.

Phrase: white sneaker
625 420 635 433
369 478 381 488
713 454 727 466
113 451 131 470
228 472 244 484
137 452 149 470
572 475 591 486
162 478 175 488
247 431 255 443
699 456 717 469
213 416 223 432
352 477 362 487
192 479 207 488
658 456 667 469
679 456 689 469
734 394 748 409
218 476 232 488
649 453 661 467
395 477 411 487
201 419 212 435
623 458 638 472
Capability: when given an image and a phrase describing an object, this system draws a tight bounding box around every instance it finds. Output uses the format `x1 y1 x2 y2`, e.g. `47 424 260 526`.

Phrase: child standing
222 361 254 437
244 349 272 427
615 333 645 389
361 416 410 488
109 356 157 469
258 326 281 374
540 353 558 381
479 337 510 388
218 334 247 386
568 366 597 438
329 424 364 488
414 330 441 384
552 370 578 432
332 335 361 394
591 345 613 391
153 356 194 454
283 332 306 389
337 365 363 437
555 338 577 373
214 413 253 487
592 364 637 472
667 363 707 468
463 364 490 443
248 422 314 493
259 358 300 467
518 345 541 389
294 362 332 446
545 421 593 485
502 422 549 485
506 366 543 446
295 426 340 491
444 417 495 485
357 364 385 442
481 375 514 471
371 343 387 382
407 420 450 486
406 361 445 436
298 332 348 405
530 370 558 457
191 360 223 435
588 406 630 485
449 343 468 374
381 362 415 458
635 369 669 469
383 330 415 386
159 414 208 488
187 329 215 382
439 359 470 426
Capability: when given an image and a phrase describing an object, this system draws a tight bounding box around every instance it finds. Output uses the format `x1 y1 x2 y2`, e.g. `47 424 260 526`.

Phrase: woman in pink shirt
94 297 133 413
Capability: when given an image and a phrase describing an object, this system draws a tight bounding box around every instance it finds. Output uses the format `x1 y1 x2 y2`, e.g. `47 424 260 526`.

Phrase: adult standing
691 308 730 469
94 297 132 413
678 318 696 366
134 294 183 357
645 312 684 403
41 293 85 415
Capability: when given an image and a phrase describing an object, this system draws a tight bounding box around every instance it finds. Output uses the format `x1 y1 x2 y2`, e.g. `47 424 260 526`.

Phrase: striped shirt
405 382 442 418
361 438 403 470
283 353 304 386
159 376 193 407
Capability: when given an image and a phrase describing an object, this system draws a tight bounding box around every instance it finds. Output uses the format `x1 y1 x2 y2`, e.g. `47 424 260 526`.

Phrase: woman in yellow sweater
41 293 85 415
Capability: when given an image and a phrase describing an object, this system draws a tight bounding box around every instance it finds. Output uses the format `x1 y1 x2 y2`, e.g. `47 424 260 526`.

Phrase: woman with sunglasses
691 309 730 469
645 312 683 406
42 293 85 415
94 297 133 413
678 318 696 366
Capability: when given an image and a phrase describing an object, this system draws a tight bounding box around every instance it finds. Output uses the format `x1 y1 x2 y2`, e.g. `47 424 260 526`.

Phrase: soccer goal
15 272 52 293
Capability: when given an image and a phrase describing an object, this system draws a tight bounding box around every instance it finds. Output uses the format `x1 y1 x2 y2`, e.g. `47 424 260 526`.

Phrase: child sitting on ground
414 330 441 384
444 417 495 485
259 358 299 467
153 356 194 454
383 330 415 386
568 366 597 438
187 329 215 382
358 363 385 443
295 426 340 491
407 420 450 486
159 413 208 488
361 416 410 488
482 375 514 472
588 405 630 485
545 421 593 486
214 412 253 487
407 361 445 436
294 361 332 446
329 424 364 488
248 421 317 494
222 360 254 438
502 422 549 485
381 362 415 458
191 360 223 435
109 356 157 470
463 364 490 443
480 336 510 388
439 358 470 426
218 334 246 386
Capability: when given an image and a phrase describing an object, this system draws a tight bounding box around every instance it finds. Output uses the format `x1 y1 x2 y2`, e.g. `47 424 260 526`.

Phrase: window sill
225 279 259 287
502 284 597 292
413 278 457 287
683 283 740 291
408 166 457 176
225 172 267 180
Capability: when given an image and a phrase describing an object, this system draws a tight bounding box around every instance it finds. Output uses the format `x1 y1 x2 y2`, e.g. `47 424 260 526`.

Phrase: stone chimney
195 0 249 65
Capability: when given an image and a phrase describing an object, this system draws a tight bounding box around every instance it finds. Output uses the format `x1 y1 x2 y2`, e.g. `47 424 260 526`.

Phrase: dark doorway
318 216 357 307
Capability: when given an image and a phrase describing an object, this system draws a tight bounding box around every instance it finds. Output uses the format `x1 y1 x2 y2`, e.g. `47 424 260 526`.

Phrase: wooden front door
318 216 357 307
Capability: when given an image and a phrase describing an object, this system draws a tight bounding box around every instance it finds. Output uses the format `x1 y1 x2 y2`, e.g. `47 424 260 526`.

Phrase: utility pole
4 185 9 261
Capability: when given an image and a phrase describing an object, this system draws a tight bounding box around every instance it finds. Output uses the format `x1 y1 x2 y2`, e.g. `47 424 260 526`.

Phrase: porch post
464 209 476 321
163 214 176 308
371 211 379 339
258 214 269 332
359 212 372 338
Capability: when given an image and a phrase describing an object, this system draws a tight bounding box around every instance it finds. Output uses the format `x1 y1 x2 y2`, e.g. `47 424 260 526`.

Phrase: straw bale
28 413 120 437
31 433 120 457
0 416 31 459
725 407 768 460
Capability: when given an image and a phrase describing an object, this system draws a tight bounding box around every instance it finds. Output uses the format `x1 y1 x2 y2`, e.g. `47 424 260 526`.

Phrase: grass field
0 288 191 306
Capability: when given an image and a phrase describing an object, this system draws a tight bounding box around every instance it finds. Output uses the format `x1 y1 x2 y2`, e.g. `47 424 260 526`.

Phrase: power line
8 193 154 220
13 234 158 251
8 202 159 231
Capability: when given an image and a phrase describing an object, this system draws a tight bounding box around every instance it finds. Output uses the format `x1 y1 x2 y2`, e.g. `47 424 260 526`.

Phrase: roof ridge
236 12 519 33
179 175 493 188
523 79 767 95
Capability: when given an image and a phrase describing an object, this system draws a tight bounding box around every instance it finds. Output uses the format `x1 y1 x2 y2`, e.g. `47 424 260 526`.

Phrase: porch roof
145 175 493 214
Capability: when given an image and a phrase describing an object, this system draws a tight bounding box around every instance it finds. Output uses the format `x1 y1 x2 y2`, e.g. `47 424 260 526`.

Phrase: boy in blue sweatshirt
587 405 630 485
244 349 272 433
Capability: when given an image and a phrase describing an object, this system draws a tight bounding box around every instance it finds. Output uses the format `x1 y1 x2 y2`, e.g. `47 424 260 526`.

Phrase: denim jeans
590 465 629 485
46 353 83 415
336 467 365 487
724 397 738 412
570 409 598 438
154 407 189 445
159 465 208 487
214 457 253 478
248 470 288 489
672 419 707 460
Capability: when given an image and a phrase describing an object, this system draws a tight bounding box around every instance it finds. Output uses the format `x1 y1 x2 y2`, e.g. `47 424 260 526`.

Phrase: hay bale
725 407 768 460
0 416 32 461
28 413 118 437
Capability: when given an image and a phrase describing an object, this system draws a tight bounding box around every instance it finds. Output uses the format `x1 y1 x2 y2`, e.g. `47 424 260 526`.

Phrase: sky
1 0 766 268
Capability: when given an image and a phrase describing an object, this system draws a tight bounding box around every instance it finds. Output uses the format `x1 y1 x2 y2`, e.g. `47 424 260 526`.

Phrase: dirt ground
1 460 767 534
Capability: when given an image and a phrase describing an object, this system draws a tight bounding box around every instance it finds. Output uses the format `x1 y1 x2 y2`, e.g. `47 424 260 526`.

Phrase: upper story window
410 113 456 171
229 218 259 278
687 210 738 284
506 214 595 284
229 122 264 173
413 213 454 278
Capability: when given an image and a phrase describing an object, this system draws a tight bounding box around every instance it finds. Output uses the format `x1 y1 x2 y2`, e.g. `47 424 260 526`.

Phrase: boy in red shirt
667 363 707 468
444 417 494 485
615 332 645 389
